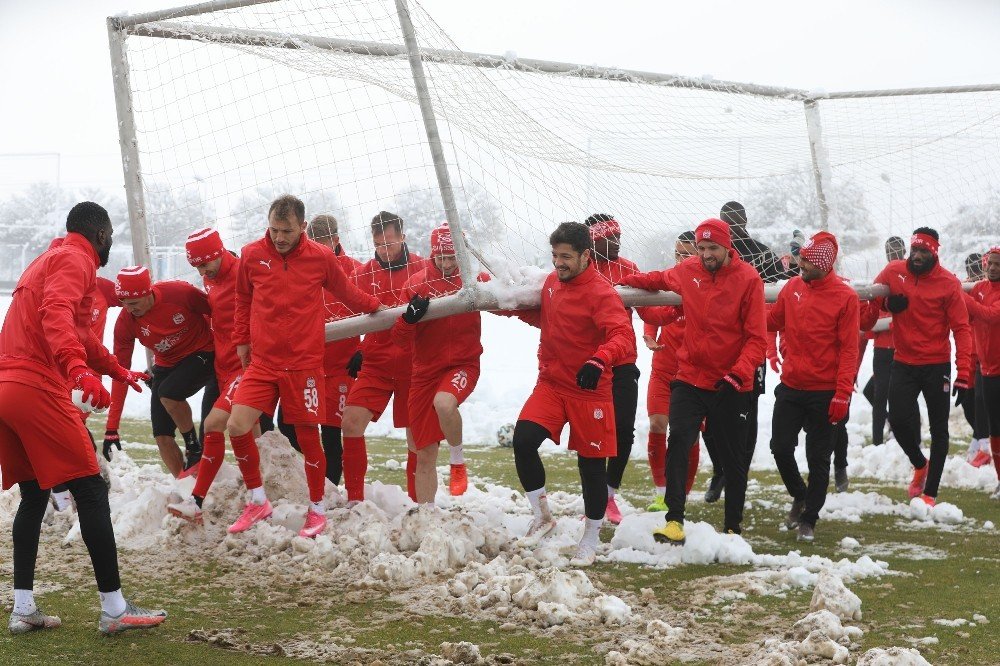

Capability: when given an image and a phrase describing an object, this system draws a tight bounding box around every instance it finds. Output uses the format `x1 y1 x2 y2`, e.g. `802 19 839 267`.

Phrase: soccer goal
107 0 1000 338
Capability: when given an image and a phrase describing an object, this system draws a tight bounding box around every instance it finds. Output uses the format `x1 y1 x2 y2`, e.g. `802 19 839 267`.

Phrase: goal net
110 0 1000 310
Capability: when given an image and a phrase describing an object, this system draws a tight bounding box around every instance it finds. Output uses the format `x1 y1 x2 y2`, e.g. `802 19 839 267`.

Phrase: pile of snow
856 647 932 666
604 619 686 665
810 570 863 621
907 497 965 524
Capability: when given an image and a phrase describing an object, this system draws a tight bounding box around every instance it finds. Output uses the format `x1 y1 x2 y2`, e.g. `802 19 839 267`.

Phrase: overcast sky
1 0 997 194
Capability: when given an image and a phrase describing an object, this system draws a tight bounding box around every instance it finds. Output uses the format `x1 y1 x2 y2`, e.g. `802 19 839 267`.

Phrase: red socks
230 430 262 491
406 450 417 502
685 438 700 494
295 425 326 504
342 436 367 501
192 431 225 499
647 432 667 488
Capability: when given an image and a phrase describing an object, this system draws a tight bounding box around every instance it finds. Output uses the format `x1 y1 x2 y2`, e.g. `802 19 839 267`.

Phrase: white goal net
110 0 1000 310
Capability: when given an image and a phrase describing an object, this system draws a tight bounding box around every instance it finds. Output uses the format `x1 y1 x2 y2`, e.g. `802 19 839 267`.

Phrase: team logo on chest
172 312 185 325
692 277 702 288
259 260 272 270
793 291 802 302
897 273 907 283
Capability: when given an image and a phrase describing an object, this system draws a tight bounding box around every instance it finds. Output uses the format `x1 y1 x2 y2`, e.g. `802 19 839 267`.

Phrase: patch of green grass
6 416 994 665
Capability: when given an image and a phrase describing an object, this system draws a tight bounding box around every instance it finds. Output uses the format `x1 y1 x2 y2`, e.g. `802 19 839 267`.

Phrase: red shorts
232 363 325 426
323 374 354 428
409 366 480 449
346 372 411 428
0 379 100 490
212 372 243 413
647 368 672 417
518 382 617 458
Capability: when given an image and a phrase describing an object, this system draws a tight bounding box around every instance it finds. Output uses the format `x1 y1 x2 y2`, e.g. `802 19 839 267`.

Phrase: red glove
70 366 111 411
828 392 851 424
109 365 149 393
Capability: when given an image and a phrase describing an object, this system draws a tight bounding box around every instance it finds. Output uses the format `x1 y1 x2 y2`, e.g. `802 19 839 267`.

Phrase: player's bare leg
154 435 184 478
160 395 201 470
434 392 467 496
411 440 439 504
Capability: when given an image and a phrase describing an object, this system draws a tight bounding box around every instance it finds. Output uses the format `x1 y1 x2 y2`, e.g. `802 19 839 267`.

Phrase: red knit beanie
185 227 225 266
799 231 839 273
430 222 455 258
694 218 732 249
115 266 152 299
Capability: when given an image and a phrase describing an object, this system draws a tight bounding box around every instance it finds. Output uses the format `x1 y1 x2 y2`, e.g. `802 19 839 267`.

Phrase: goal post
107 0 1000 342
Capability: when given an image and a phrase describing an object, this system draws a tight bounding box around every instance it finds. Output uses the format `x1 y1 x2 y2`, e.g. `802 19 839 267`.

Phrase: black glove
885 294 909 313
402 294 431 324
576 357 606 391
952 378 971 408
346 351 363 379
714 373 742 399
102 430 121 462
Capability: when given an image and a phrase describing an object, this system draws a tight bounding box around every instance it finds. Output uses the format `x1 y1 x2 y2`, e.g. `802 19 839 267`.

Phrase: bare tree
942 189 1000 274
390 183 505 257
230 184 344 249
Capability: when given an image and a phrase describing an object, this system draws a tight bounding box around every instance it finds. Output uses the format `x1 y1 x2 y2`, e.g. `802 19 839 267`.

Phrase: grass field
1 416 997 665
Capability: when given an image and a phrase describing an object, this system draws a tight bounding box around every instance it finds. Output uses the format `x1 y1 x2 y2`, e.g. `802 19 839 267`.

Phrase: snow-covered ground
0 431 958 664
0 287 992 662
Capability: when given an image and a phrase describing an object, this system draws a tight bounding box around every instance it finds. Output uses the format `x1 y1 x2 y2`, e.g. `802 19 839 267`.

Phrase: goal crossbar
118 13 999 100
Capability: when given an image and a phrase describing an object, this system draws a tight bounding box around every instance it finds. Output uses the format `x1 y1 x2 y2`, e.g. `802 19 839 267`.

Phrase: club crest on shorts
593 408 604 420
306 376 316 389
172 312 185 325
339 383 348 393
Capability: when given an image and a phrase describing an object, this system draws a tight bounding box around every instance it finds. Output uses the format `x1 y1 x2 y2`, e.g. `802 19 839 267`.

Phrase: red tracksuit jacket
107 281 215 430
349 248 426 379
323 249 363 377
202 251 242 382
965 280 1000 376
92 277 118 339
514 262 635 401
767 272 860 394
642 307 685 377
235 233 380 372
390 264 487 383
623 252 766 392
872 259 973 380
593 256 641 365
0 233 119 394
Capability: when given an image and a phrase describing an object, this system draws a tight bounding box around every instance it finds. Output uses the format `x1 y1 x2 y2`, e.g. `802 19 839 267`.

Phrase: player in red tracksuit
583 214 643 525
274 214 363 493
341 211 426 503
0 202 165 635
508 222 635 567
226 195 381 538
960 253 991 464
106 267 214 478
767 232 859 542
165 227 244 524
621 218 766 545
868 227 973 506
45 236 121 512
642 231 700 512
963 246 1000 498
390 223 488 504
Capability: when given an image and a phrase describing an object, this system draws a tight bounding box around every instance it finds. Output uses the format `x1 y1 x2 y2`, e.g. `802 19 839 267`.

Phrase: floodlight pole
803 100 832 231
394 0 477 300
